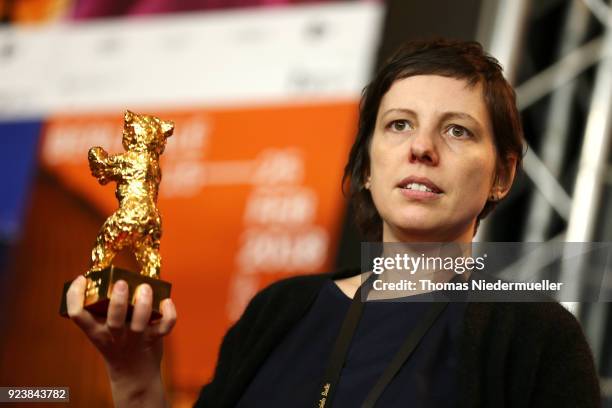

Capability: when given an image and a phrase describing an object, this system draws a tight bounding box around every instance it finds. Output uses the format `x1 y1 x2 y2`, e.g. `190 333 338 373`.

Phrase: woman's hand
66 276 176 407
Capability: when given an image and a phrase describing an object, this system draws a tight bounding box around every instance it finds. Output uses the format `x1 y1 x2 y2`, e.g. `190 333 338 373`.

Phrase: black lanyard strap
316 275 449 408
317 282 368 408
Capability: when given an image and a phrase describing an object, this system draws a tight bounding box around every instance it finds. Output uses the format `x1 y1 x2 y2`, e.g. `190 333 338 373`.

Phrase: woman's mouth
396 176 444 200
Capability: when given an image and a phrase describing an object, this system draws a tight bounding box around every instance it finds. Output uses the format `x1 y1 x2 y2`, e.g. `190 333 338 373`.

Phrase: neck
382 220 476 244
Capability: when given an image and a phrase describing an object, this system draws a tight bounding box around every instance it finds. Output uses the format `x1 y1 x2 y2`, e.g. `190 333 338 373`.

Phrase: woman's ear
490 154 517 201
363 168 372 190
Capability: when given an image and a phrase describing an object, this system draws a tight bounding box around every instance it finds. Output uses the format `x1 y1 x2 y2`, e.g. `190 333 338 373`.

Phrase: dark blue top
236 278 467 407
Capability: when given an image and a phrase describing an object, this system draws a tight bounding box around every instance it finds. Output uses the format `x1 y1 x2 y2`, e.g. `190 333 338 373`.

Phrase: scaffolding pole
522 0 591 242
561 9 612 362
474 0 530 242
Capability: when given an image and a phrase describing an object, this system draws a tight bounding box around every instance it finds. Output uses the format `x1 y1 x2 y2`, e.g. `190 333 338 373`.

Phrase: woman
66 39 600 407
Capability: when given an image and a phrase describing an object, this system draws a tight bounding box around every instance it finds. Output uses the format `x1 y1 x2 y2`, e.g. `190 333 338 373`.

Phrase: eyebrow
381 109 484 132
381 108 417 119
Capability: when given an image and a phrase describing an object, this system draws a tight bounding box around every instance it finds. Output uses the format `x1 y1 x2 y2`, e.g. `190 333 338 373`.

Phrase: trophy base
59 266 171 321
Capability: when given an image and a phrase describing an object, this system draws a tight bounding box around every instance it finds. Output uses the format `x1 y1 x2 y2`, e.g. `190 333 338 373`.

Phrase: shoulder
511 302 592 352
241 266 361 315
491 301 581 330
468 301 583 332
467 302 593 359
255 266 361 297
464 302 599 403
194 266 362 407
496 303 601 405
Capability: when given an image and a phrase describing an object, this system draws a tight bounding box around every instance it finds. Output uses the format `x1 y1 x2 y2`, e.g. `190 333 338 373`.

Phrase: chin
388 220 442 241
396 212 439 227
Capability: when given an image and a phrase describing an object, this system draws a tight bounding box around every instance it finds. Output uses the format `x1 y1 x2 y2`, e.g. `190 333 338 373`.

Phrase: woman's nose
409 129 439 165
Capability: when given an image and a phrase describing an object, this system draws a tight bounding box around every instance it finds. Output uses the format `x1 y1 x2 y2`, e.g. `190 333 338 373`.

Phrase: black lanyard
316 275 450 408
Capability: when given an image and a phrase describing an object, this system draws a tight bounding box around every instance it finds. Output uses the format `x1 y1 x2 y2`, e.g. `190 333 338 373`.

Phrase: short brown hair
342 38 525 241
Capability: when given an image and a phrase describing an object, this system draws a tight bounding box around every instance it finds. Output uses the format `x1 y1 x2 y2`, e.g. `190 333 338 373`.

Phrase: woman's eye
447 125 472 138
388 120 412 132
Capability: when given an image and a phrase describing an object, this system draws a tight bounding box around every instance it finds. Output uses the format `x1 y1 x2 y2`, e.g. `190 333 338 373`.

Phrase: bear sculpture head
122 110 174 155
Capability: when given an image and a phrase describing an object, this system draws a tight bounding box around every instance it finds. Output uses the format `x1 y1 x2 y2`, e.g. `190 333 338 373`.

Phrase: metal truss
475 0 612 383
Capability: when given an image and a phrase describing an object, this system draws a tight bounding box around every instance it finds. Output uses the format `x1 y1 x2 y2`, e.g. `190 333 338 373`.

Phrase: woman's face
366 75 504 243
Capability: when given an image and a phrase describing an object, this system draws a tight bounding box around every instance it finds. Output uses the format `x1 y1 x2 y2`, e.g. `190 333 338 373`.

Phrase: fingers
152 298 177 337
66 275 98 332
106 280 129 335
69 277 171 341
130 284 153 333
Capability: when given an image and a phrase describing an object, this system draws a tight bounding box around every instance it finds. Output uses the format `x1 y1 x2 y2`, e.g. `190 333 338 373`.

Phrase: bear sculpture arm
88 146 127 185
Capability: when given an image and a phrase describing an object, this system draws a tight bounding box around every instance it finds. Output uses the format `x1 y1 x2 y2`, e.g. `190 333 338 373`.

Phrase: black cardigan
194 267 601 407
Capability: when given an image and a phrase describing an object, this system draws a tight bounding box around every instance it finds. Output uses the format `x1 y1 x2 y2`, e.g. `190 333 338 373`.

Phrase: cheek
453 156 495 202
366 143 388 203
368 136 393 180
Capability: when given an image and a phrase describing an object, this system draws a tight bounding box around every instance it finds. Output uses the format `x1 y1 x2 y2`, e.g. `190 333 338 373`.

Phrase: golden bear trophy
60 110 173 320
